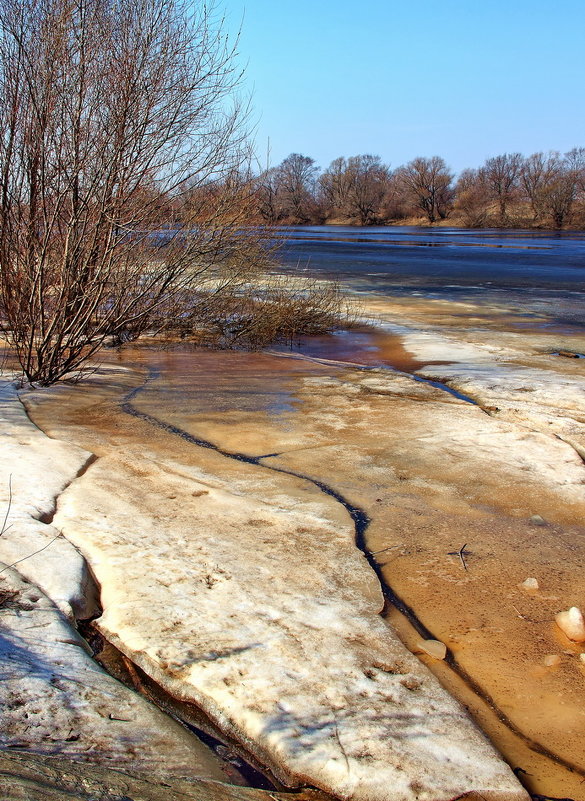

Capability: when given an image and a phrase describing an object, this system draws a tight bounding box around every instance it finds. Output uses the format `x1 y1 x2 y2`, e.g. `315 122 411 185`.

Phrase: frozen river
274 225 585 329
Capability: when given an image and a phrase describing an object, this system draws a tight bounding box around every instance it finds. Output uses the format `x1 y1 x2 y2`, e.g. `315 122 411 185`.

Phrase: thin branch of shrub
1 475 12 537
0 533 62 576
0 475 61 577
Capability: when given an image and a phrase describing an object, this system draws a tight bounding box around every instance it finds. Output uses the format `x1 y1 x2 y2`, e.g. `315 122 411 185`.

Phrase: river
273 225 585 331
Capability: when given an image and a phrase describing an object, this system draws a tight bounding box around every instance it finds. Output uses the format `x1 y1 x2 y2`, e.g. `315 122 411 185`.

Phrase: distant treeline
249 150 585 229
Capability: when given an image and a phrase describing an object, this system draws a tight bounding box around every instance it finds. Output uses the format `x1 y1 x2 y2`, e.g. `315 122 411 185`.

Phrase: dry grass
165 275 360 350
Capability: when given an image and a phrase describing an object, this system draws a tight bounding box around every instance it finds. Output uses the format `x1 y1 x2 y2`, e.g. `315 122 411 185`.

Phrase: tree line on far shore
252 150 585 229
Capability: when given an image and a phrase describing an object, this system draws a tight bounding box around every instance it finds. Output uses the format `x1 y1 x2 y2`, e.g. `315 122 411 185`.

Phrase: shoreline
264 219 585 232
1 288 584 800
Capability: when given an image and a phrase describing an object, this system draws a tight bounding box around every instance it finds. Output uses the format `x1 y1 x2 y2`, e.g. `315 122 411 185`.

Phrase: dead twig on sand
370 545 402 556
333 721 350 775
447 543 472 572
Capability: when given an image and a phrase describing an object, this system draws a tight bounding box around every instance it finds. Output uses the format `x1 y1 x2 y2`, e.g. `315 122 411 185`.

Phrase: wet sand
23 292 585 799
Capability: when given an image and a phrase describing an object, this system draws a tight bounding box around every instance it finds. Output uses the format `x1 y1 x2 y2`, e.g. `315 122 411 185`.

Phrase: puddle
106 328 438 425
276 327 427 373
551 350 585 359
106 346 324 419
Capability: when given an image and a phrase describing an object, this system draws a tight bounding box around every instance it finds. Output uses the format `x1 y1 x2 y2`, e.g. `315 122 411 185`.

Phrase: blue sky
224 0 585 175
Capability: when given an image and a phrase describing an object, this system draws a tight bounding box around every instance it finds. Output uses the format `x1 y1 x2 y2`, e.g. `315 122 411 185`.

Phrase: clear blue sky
224 0 585 175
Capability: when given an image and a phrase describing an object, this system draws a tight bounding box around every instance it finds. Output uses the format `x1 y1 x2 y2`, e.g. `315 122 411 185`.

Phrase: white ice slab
51 444 529 801
0 380 98 619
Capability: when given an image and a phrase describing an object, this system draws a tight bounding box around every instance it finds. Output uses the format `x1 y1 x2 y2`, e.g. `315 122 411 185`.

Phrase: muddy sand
1 292 584 800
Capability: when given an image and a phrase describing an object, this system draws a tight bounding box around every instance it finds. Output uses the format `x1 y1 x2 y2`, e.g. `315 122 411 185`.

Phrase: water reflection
274 327 426 372
111 327 422 422
111 346 320 421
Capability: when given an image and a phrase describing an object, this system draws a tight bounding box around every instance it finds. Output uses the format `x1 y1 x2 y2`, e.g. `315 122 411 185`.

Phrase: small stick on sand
448 543 471 571
370 545 401 556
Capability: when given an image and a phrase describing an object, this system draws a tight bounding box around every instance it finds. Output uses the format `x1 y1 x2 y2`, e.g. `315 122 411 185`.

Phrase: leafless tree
521 152 561 223
319 155 390 225
397 156 454 223
520 151 583 228
566 147 585 188
345 155 390 225
481 153 524 224
565 146 585 212
0 0 266 385
255 167 284 224
274 153 321 224
545 174 579 228
319 157 352 219
563 147 585 226
377 172 409 222
454 168 490 227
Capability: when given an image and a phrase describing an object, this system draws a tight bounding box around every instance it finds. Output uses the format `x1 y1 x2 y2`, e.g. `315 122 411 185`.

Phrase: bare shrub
167 276 359 350
0 0 266 385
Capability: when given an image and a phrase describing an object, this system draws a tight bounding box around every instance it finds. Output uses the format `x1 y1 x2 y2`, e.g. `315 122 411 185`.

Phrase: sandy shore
1 290 584 800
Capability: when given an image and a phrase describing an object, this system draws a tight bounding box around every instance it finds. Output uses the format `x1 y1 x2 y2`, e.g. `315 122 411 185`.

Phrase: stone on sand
555 607 585 643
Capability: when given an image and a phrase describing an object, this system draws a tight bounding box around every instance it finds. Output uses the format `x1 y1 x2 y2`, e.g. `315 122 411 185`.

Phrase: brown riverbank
276 216 585 230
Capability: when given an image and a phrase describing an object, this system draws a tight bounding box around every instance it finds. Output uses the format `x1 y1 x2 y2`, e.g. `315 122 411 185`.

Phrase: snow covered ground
0 377 255 796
